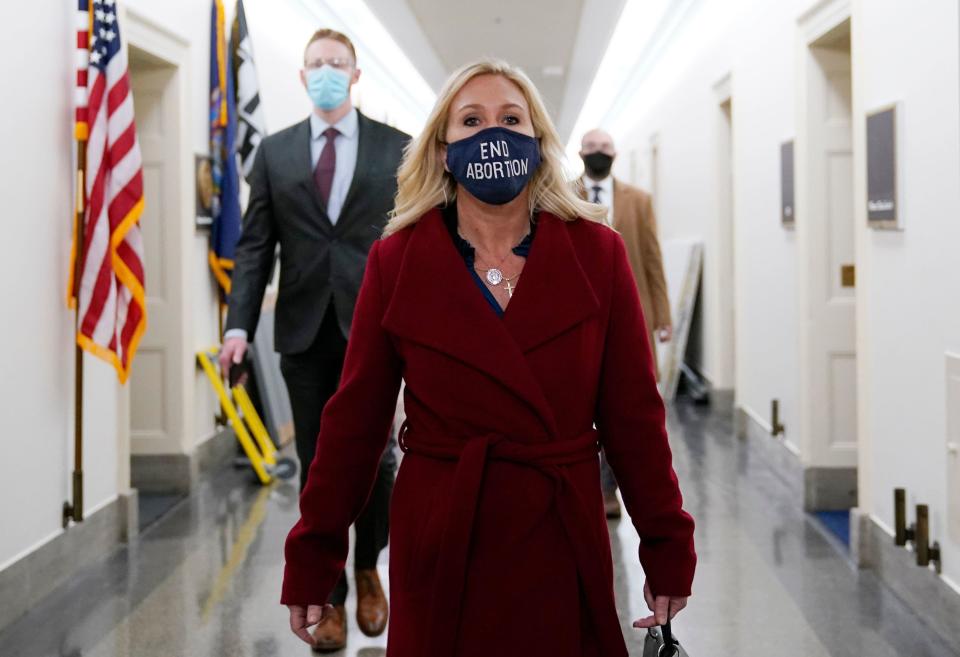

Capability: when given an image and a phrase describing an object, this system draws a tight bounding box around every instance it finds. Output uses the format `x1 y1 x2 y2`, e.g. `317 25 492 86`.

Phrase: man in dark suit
219 28 408 650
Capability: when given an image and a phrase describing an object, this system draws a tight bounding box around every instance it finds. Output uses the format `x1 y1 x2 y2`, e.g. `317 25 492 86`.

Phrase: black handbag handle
659 620 678 657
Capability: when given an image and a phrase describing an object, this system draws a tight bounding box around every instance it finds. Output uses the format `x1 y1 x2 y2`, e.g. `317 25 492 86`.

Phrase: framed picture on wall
780 139 795 227
866 104 900 229
195 154 213 229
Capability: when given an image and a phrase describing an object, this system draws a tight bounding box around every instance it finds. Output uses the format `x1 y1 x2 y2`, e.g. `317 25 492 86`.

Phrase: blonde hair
384 58 604 236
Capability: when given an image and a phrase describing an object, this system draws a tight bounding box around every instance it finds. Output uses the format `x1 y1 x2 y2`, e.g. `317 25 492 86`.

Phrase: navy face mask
445 127 542 205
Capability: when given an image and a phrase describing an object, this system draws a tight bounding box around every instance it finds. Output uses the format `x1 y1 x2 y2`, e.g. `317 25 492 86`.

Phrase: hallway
3 402 955 657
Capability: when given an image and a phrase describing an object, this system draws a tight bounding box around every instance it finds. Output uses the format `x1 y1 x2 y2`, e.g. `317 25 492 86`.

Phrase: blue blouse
442 205 536 317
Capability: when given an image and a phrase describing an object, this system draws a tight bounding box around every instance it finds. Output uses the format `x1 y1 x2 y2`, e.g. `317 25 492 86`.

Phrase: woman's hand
632 579 688 629
288 603 333 646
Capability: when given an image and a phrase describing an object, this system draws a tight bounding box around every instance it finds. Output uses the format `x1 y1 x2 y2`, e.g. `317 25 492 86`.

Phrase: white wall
609 0 806 446
595 0 960 589
0 0 430 573
852 0 960 587
0 3 124 569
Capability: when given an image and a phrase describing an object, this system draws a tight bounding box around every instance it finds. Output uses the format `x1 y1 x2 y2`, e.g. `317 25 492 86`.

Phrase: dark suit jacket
226 111 409 354
281 209 696 656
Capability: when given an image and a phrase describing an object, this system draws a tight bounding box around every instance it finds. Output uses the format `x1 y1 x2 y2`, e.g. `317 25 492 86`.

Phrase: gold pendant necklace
474 267 521 297
484 268 504 285
457 221 530 299
458 224 530 287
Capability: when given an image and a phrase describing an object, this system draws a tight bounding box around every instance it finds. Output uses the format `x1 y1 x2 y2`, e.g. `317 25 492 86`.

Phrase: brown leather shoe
355 568 389 637
311 604 346 652
604 490 622 519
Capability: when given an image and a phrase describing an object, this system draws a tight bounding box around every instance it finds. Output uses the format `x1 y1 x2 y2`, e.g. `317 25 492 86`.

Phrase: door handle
841 264 855 288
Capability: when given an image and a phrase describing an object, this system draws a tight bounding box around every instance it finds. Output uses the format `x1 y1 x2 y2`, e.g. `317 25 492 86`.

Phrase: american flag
68 0 147 383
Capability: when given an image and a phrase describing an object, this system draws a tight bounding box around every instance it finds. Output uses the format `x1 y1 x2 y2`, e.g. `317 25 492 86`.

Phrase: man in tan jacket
578 128 672 518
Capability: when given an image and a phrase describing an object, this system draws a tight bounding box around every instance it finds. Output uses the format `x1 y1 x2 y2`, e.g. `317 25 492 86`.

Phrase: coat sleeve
281 240 402 605
224 145 276 338
594 232 695 597
639 193 672 330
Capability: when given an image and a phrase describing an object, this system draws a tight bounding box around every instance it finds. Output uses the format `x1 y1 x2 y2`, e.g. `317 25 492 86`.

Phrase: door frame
711 73 736 395
796 0 859 509
119 8 194 490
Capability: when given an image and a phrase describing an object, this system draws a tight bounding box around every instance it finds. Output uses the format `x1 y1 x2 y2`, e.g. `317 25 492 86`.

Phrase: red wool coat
281 209 696 657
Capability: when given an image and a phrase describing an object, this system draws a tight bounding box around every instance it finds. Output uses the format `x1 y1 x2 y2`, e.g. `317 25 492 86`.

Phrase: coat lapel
334 113 373 234
611 178 629 232
382 210 599 437
503 212 600 353
291 118 334 234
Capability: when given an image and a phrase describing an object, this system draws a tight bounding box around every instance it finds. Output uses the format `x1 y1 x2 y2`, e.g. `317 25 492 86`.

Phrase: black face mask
582 152 613 179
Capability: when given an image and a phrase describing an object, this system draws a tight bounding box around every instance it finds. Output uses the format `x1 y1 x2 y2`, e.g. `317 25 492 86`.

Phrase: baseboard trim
1 431 235 633
851 509 960 648
131 427 236 494
710 388 735 410
131 452 196 494
735 405 804 499
0 489 137 632
734 406 857 511
196 427 237 476
804 466 857 511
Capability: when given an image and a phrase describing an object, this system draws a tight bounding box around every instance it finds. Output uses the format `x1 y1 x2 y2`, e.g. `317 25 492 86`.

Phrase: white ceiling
362 0 627 141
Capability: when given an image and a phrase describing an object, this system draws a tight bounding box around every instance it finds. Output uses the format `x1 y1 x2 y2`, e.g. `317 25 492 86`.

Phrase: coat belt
398 420 627 656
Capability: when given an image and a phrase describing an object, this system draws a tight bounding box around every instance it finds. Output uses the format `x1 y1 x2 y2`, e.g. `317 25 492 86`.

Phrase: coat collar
309 107 359 141
291 118 333 234
611 178 629 231
577 176 625 231
382 208 600 436
580 174 613 204
335 112 375 233
291 111 375 234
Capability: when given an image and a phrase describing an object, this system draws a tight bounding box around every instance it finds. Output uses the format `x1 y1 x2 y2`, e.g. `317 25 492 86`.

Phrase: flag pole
64 0 92 527
64 140 86 527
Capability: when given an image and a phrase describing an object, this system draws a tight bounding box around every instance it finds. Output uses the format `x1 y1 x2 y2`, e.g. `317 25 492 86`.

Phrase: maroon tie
314 126 339 207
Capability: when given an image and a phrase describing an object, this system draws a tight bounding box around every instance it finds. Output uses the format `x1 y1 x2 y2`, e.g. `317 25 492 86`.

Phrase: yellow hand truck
197 346 298 484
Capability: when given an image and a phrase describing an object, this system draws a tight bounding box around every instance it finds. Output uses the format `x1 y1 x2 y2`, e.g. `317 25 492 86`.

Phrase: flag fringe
208 250 234 294
75 196 148 384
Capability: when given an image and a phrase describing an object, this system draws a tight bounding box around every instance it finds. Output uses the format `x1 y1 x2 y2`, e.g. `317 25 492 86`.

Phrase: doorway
122 9 196 510
128 47 182 460
712 89 736 396
797 9 857 510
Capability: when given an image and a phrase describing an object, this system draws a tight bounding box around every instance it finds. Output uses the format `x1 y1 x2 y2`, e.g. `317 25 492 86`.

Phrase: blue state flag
209 0 242 297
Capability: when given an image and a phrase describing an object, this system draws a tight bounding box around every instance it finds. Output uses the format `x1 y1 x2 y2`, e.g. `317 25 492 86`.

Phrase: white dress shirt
224 110 361 344
310 108 359 225
582 174 614 227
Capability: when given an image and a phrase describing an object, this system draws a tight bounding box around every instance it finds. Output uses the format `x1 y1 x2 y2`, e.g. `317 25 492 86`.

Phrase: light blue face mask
306 65 350 111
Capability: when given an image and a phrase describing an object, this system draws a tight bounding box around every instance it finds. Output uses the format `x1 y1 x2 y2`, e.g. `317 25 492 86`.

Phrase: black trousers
280 302 396 606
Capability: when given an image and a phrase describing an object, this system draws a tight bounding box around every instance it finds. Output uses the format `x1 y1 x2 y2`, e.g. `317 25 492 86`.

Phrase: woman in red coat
282 58 696 656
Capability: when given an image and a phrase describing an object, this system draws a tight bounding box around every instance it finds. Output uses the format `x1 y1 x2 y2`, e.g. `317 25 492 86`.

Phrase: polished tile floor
3 401 958 656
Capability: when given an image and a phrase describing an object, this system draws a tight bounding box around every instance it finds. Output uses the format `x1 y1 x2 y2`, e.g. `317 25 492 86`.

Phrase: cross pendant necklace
505 279 517 298
459 224 530 287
